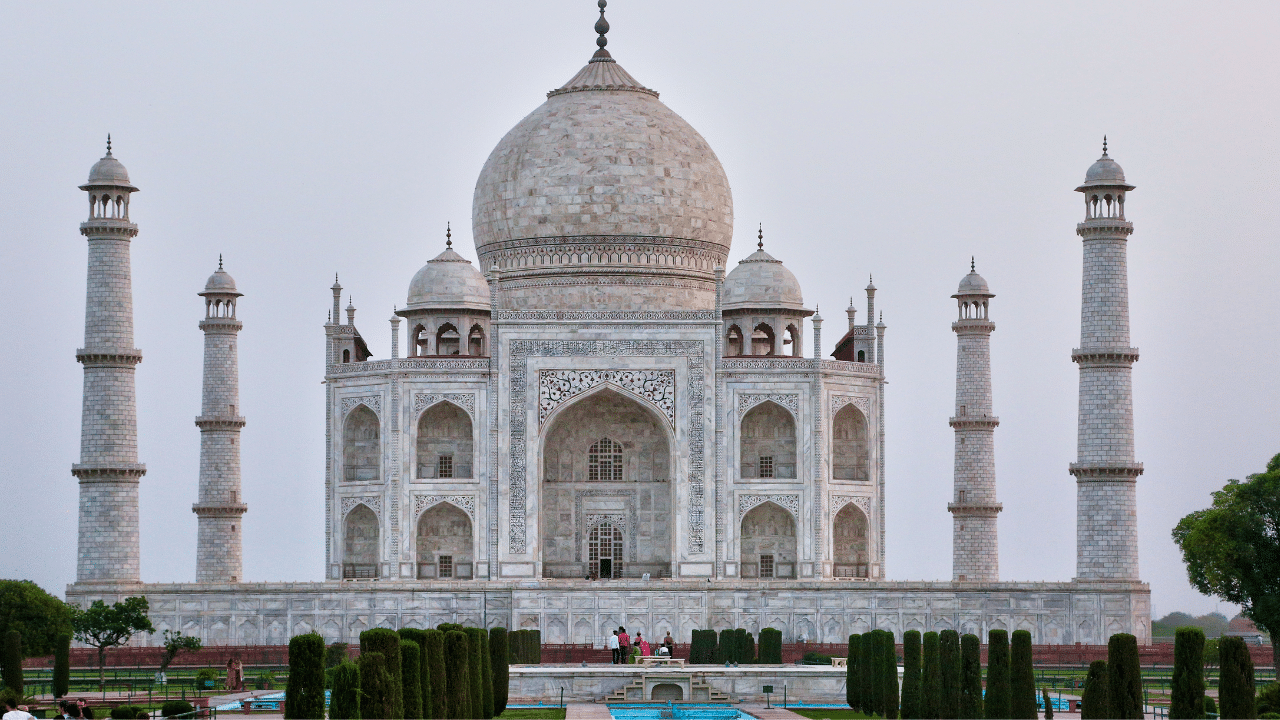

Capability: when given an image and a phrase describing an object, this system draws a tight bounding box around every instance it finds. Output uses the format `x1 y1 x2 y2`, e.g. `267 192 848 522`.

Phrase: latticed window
588 522 623 578
438 454 453 479
760 554 775 578
588 438 623 482
759 456 774 478
438 555 453 578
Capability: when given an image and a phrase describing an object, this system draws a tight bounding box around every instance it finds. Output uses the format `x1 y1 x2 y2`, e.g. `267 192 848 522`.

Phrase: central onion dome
471 2 733 311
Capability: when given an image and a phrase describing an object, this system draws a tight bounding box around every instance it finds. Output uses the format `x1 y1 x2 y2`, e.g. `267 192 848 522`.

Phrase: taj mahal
64 4 1150 650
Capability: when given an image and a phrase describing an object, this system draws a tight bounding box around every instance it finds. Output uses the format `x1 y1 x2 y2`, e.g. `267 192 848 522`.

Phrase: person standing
617 627 630 663
637 633 650 657
608 630 621 664
662 632 675 656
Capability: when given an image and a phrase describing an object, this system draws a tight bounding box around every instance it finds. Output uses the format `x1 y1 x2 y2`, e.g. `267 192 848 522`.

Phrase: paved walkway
566 703 612 719
206 689 281 707
738 705 806 719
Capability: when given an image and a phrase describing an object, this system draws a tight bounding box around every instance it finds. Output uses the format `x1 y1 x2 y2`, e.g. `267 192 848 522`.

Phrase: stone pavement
566 703 612 719
738 704 806 719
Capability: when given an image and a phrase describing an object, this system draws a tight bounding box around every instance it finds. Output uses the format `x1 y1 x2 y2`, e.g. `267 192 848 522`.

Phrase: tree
360 629 404 719
1218 636 1256 720
1010 630 1036 720
940 630 961 719
464 627 486 718
984 629 1010 719
1107 634 1142 719
716 628 734 664
398 630 430 720
284 633 325 719
329 661 361 720
399 639 423 720
1041 689 1054 720
744 631 756 664
52 633 70 698
1173 453 1280 669
1080 660 1109 720
883 630 900 720
866 630 883 717
758 628 782 664
0 580 73 658
1170 626 1205 719
359 651 393 720
734 629 749 664
922 631 942 719
959 633 983 719
489 628 509 717
325 642 349 669
847 633 862 712
158 630 202 674
69 597 155 689
901 630 922 719
444 630 472 720
424 629 447 719
2 631 21 695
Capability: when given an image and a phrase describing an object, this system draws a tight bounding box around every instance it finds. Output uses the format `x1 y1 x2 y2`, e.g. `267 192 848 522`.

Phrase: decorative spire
758 223 764 251
595 0 609 49
106 134 113 156
446 222 452 249
1102 135 1108 157
971 256 975 272
219 254 224 271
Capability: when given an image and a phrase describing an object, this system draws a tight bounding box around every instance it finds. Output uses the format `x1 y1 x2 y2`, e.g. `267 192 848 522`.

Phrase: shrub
285 633 326 719
688 630 712 664
489 628 509 717
984 629 1010 720
863 630 880 718
160 700 194 718
325 642 349 668
758 628 782 664
716 629 734 664
1107 633 1142 719
743 631 756 665
465 628 487 718
3 630 22 695
882 630 899 720
359 651 394 720
424 630 447 719
734 629 748 664
53 632 71 698
1171 627 1206 719
902 629 922 719
1010 630 1035 720
194 668 219 690
846 633 861 712
110 706 144 719
922 631 942 719
329 660 361 720
530 629 541 664
1258 682 1280 716
361 628 404 719
1219 636 1256 720
398 629 430 720
802 652 834 665
1042 689 1053 720
444 630 472 720
959 633 983 719
1081 660 1109 720
400 639 423 720
940 629 961 719
1203 695 1217 717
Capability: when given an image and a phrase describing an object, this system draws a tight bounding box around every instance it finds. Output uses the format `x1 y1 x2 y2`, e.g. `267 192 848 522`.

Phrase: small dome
80 139 138 191
405 246 491 311
722 248 806 311
1076 140 1134 191
954 270 991 297
203 269 239 293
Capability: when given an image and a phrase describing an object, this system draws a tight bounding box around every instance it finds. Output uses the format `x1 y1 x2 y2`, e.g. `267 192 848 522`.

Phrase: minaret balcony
192 502 248 517
1069 462 1144 480
1075 220 1133 238
195 415 247 430
1071 348 1140 366
198 317 243 331
951 319 995 334
948 416 999 430
71 463 147 481
79 219 138 237
76 348 143 367
947 502 1002 516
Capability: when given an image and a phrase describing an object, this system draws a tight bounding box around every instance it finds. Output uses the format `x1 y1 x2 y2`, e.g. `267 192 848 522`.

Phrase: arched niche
343 406 380 482
740 401 796 479
740 501 796 579
832 404 870 482
417 402 473 479
343 504 379 579
751 323 776 356
832 503 870 578
726 325 744 357
540 388 672 579
416 502 473 579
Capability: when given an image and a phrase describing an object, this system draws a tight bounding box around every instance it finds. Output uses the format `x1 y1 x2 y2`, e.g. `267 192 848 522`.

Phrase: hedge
862 629 879 718
329 660 360 720
444 630 472 720
902 629 922 719
423 630 447 719
398 629 431 720
361 628 404 719
922 631 942 719
690 630 717 664
716 629 735 664
160 700 194 718
284 633 326 719
1171 627 1206 720
53 632 70 698
743 631 756 665
2 630 21 695
846 633 862 712
1010 630 1036 719
940 629 961 719
759 628 783 664
1081 660 1109 720
1219 636 1256 720
400 639 423 720
959 633 983 719
734 629 749 664
490 628 510 717
882 629 900 720
1108 633 1142 720
984 629 1010 720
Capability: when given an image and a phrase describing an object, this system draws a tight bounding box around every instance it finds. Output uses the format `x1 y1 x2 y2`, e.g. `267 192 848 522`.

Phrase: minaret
73 138 145 584
1071 139 1142 581
948 260 1001 582
865 277 877 364
193 258 247 583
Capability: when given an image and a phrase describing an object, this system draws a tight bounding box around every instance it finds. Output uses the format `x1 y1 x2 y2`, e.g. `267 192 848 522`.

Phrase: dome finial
446 222 452 249
105 134 113 156
1102 135 1108 157
595 0 610 50
757 223 763 251
971 256 975 272
219 253 224 271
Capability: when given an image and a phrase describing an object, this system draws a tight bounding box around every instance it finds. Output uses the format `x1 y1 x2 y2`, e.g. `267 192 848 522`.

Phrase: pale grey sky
1 1 1277 620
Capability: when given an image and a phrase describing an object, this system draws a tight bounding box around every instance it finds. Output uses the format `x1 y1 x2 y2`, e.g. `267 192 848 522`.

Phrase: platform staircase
604 674 729 703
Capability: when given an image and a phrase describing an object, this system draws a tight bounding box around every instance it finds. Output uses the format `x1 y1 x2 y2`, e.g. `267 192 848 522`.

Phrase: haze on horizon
1 1 1277 621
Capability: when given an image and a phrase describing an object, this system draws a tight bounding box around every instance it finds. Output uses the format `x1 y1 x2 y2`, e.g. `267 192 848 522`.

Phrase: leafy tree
922 631 942 719
399 639 423 720
158 630 202 674
1107 634 1143 719
489 628 509 717
984 629 1010 719
284 633 325 719
69 597 155 689
1010 630 1036 720
325 642 349 669
359 651 393 720
1171 626 1206 719
939 630 961 719
0 580 73 657
424 630 447 719
1173 453 1280 669
959 633 982 719
1218 636 1256 720
883 630 900 720
2 631 21 695
53 633 70 698
901 630 922 719
444 630 472 720
846 633 862 712
1080 661 1109 720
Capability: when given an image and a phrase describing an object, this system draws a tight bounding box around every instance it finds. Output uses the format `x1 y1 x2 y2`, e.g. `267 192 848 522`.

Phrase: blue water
214 689 332 712
609 703 741 720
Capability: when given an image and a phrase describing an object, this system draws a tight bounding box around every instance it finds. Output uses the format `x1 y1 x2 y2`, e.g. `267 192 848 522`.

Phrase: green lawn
497 709 567 720
788 710 874 720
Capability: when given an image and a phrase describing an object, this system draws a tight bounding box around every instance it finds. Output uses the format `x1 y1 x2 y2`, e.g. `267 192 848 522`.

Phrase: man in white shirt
3 698 36 720
607 630 621 664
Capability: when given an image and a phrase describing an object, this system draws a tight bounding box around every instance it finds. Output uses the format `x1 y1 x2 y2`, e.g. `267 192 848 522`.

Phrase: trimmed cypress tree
716 628 735 664
864 630 881 718
489 628 509 717
1042 689 1053 720
479 630 494 719
444 630 472 720
1218 636 1256 720
902 630 922 719
2 630 22 695
984 629 1010 720
1009 630 1035 720
1171 626 1206 719
734 629 748 664
424 630 447 720
940 629 961 720
400 639 423 720
329 660 361 720
759 628 783 664
744 631 756 664
922 631 942 719
1107 633 1142 719
1081 660 1109 720
361 628 405 719
847 633 862 711
285 633 326 719
883 630 900 720
530 629 542 664
959 633 983 719
53 632 70 699
464 628 485 718
359 652 393 720
399 630 432 720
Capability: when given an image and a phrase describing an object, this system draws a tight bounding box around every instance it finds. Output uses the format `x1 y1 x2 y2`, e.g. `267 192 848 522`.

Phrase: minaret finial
595 0 609 50
446 222 452 249
971 256 975 272
1102 135 1108 156
758 223 763 251
219 254 224 271
106 134 112 156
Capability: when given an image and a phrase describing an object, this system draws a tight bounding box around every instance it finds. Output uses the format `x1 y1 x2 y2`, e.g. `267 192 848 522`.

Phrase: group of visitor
607 627 676 663
4 698 95 720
